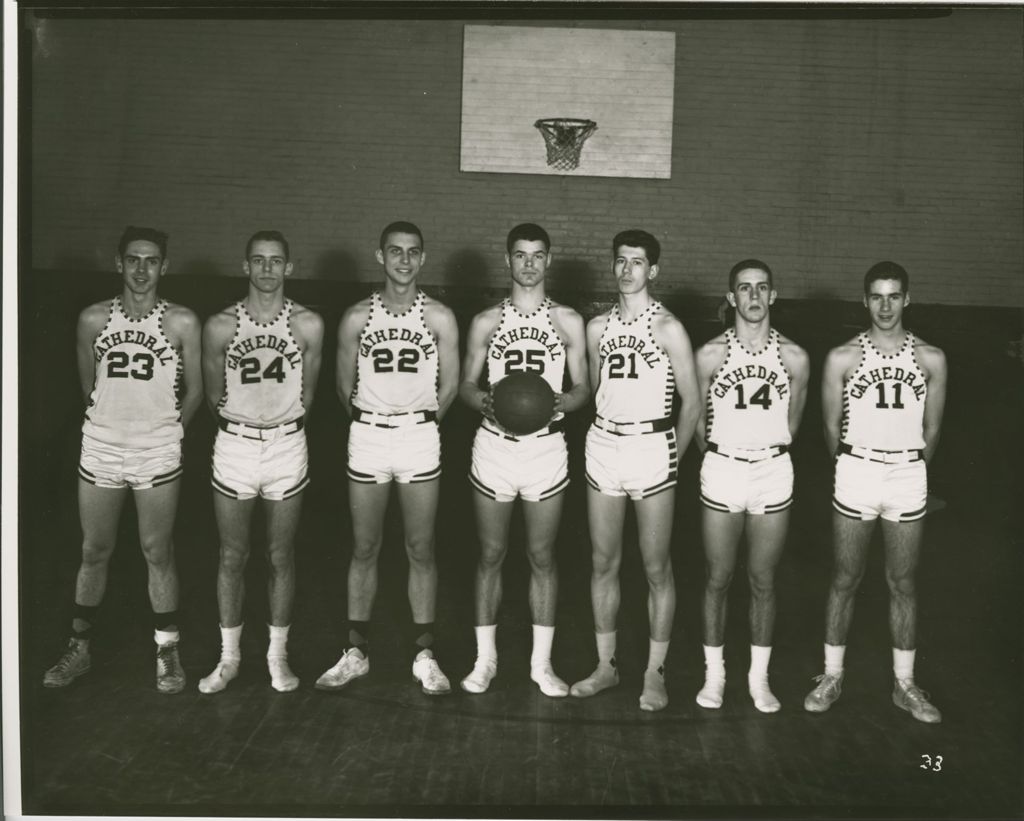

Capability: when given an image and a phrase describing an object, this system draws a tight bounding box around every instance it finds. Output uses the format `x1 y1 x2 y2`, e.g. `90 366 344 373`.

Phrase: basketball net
534 118 597 171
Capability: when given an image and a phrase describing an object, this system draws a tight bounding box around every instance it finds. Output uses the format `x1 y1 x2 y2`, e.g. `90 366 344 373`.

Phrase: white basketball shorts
79 434 182 490
585 426 678 500
833 453 927 522
470 427 568 503
212 427 309 501
700 450 793 515
347 419 441 484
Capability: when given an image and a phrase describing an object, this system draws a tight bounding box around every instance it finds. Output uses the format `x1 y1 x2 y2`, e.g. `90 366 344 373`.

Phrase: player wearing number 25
571 230 700 712
316 222 460 697
199 231 324 695
693 260 809 714
43 226 202 694
805 262 947 723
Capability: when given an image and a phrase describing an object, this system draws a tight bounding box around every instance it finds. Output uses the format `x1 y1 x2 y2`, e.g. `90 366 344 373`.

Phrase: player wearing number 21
200 231 324 694
571 230 700 712
805 262 947 723
316 222 460 696
693 260 809 714
43 227 202 694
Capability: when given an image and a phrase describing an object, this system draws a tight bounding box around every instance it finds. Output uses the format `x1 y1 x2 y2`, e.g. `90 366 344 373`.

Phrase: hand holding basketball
492 372 555 435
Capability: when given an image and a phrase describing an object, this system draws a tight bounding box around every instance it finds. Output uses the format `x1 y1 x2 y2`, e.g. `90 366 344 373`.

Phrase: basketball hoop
534 118 597 171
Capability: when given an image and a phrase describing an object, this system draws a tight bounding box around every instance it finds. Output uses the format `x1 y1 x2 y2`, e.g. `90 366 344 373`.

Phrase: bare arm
654 313 700 457
693 339 727 453
201 311 234 416
293 307 325 420
335 303 368 417
76 304 108 404
918 343 947 463
585 315 606 402
821 344 855 458
426 302 460 420
780 338 811 441
458 309 499 420
551 306 590 414
164 305 203 428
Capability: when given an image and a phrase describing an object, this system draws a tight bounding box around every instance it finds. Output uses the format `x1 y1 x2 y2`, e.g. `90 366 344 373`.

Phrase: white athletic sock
474 624 497 661
893 648 916 682
749 644 772 679
596 631 616 665
703 644 726 679
267 624 290 659
531 625 555 668
221 624 242 662
824 643 845 677
646 638 669 672
154 629 179 646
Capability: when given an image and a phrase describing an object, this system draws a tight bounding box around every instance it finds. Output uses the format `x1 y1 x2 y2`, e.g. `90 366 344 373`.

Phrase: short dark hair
612 229 660 265
379 221 424 252
246 230 290 261
506 223 550 255
863 261 909 295
118 226 168 258
729 258 774 290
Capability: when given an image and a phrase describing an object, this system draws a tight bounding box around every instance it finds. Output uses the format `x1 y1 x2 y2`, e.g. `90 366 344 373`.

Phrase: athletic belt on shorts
706 441 788 462
838 442 923 464
219 416 304 440
351 407 437 428
482 418 566 442
592 415 673 436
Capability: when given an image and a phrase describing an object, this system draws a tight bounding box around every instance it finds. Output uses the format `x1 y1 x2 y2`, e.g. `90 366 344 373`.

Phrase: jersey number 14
734 383 772 409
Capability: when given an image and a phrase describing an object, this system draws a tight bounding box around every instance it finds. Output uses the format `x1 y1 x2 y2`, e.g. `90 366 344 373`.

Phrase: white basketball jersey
82 298 183 448
218 300 305 426
352 291 439 414
842 332 927 450
706 329 791 449
483 298 566 433
595 301 674 423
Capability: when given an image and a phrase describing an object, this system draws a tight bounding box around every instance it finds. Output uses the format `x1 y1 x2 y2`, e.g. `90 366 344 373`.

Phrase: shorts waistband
352 408 437 428
839 442 923 464
481 417 566 442
593 415 673 436
219 417 304 440
706 442 788 462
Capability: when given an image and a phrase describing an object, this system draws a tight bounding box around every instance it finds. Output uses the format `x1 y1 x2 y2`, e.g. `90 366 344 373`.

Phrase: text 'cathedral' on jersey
707 329 792 449
842 332 927 451
596 302 674 422
219 300 305 426
352 291 439 414
83 298 184 448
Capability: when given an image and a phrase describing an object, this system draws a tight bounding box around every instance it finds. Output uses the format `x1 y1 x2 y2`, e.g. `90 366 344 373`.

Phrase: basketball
492 372 555 435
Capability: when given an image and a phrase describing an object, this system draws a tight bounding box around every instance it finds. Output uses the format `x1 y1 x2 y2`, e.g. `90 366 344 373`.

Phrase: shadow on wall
442 248 490 289
312 249 360 281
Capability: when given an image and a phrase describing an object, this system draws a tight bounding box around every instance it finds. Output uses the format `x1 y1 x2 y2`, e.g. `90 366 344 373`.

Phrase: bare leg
133 479 182 619
635 490 676 712
395 479 441 625
346 480 392 622
824 513 875 646
881 518 923 651
74 481 129 616
523 492 568 696
697 506 744 708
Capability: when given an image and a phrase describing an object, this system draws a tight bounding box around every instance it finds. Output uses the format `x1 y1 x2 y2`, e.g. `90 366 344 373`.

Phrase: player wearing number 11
43 226 202 693
200 230 324 694
805 262 947 723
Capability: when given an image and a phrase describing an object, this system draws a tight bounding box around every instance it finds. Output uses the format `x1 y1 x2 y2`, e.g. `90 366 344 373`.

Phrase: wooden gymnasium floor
15 278 1024 818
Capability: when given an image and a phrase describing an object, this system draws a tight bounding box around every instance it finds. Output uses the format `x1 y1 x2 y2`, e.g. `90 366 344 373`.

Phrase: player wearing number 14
199 231 324 694
43 226 203 694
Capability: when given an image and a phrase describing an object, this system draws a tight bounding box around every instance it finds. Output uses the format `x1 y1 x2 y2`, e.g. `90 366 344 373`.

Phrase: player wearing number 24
199 231 324 695
42 226 202 694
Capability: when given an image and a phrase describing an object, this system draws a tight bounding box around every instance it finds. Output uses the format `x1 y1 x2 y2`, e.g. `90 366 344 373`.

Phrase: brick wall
27 10 1023 306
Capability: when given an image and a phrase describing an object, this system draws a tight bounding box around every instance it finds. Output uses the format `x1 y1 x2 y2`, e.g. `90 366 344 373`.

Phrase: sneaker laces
156 644 177 677
900 682 932 703
811 673 839 693
54 641 83 674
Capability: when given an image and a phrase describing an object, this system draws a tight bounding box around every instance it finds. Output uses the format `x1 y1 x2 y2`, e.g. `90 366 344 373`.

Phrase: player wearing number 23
42 226 202 695
199 230 324 695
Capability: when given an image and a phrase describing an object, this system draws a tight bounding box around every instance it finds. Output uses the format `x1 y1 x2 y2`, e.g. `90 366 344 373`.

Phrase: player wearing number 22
43 226 203 694
571 230 700 712
458 223 590 697
694 260 809 714
316 222 460 696
805 262 947 723
199 230 324 694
